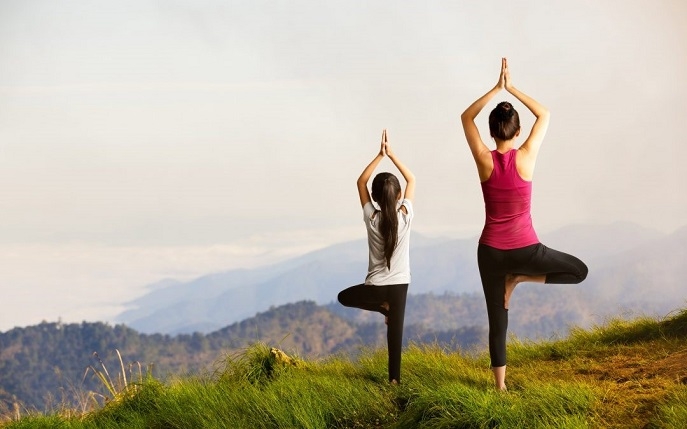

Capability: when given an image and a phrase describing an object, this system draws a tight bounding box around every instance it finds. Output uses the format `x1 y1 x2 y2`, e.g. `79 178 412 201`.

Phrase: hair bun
488 101 520 140
497 102 514 118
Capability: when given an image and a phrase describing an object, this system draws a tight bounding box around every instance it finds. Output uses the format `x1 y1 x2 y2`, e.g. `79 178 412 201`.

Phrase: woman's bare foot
504 274 546 309
492 366 507 390
504 274 520 310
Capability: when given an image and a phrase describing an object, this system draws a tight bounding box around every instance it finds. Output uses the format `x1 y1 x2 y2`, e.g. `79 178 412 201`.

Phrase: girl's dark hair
488 101 520 141
371 172 401 269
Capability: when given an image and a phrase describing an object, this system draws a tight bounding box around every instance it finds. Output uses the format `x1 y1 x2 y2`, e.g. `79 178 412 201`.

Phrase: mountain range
115 222 687 337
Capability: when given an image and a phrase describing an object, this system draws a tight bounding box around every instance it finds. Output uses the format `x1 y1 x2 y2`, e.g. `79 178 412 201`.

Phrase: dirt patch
584 347 687 383
571 345 687 428
644 348 687 383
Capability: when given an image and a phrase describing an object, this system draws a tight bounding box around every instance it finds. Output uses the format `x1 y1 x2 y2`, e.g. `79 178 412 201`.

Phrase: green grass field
2 308 686 428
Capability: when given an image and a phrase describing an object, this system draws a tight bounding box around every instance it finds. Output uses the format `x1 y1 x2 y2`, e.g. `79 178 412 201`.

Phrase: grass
2 308 687 428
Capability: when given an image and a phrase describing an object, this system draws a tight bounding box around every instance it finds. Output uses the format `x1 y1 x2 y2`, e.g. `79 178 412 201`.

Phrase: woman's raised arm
460 58 507 180
504 59 550 162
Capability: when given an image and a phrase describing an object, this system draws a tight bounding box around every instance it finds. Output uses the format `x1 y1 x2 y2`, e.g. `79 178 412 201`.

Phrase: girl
338 129 415 385
460 58 588 390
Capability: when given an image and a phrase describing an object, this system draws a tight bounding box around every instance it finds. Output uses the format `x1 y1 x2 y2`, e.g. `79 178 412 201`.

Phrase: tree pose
460 58 588 390
338 129 415 384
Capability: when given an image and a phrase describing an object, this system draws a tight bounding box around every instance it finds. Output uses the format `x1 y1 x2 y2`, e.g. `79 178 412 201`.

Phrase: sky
1 0 686 331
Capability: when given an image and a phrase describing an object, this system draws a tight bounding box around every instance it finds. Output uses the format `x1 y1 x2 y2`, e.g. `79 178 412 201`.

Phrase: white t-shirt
363 199 413 285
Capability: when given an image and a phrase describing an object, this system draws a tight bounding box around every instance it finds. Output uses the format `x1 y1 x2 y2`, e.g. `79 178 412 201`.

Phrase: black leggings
337 283 408 383
477 243 588 368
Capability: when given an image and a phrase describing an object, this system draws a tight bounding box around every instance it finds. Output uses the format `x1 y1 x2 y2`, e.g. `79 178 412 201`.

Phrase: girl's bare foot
381 302 389 325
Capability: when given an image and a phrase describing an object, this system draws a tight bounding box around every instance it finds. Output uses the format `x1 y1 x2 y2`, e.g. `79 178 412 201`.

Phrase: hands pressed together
377 128 397 160
497 57 513 92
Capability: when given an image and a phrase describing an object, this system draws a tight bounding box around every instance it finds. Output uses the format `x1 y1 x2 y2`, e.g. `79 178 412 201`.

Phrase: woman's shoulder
476 150 496 182
514 147 536 181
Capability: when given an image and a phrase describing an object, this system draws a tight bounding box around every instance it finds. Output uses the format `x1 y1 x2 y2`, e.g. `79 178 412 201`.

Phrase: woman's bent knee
576 260 589 283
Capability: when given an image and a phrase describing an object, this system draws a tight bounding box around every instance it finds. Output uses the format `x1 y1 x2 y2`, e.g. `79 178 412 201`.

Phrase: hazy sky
1 0 686 331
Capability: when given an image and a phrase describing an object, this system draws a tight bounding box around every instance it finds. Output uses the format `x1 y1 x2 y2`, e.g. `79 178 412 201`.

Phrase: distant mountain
116 239 369 334
116 222 684 336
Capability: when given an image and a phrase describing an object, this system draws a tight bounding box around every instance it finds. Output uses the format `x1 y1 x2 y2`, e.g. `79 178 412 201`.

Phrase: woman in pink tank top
460 58 588 391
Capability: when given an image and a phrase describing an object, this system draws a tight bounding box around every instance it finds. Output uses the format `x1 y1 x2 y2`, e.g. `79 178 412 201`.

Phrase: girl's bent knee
337 291 351 306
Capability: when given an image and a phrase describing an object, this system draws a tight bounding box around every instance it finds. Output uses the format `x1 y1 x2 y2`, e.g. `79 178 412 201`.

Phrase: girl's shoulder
363 201 380 223
399 199 413 217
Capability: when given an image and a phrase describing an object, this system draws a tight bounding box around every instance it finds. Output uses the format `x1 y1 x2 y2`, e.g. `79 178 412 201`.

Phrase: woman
338 129 415 384
460 58 588 390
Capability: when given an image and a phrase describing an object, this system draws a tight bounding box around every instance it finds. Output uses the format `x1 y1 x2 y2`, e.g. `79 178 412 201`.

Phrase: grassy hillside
2 308 686 428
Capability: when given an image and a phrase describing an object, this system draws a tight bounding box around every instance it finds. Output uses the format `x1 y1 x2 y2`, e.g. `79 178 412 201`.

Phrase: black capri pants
337 283 408 383
478 243 588 368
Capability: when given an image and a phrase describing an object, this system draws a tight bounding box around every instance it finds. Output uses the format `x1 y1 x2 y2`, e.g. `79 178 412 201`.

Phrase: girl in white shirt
338 129 415 384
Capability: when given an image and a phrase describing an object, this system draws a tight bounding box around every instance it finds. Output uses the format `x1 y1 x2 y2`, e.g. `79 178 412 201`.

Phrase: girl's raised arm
357 130 386 207
383 131 415 202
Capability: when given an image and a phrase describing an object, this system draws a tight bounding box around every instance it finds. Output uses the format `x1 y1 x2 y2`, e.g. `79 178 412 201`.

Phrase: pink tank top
479 149 539 250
